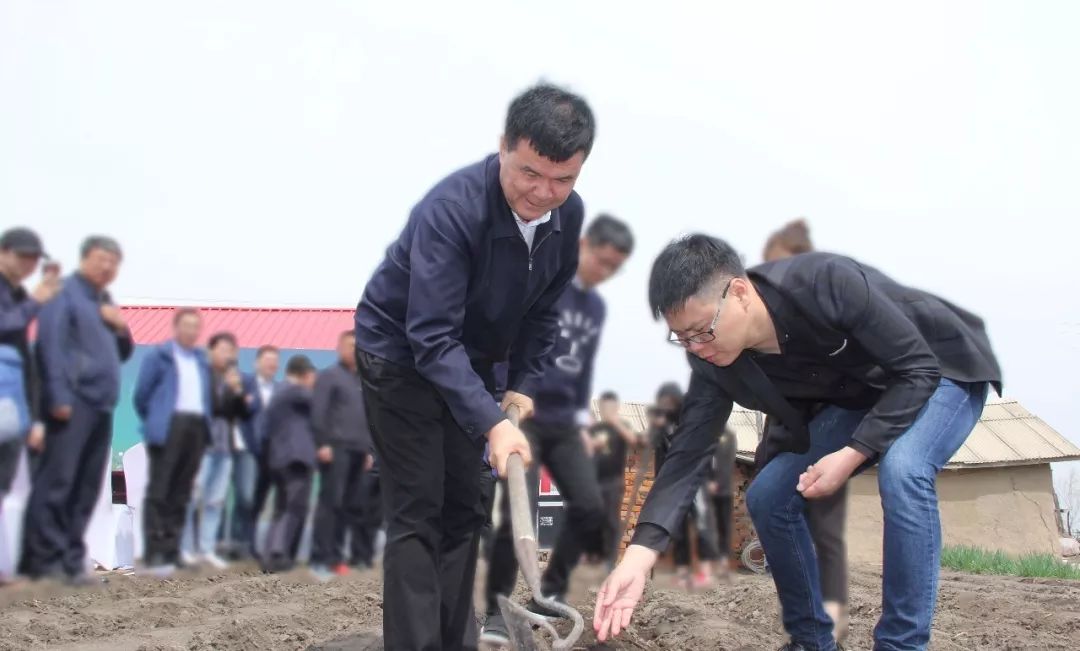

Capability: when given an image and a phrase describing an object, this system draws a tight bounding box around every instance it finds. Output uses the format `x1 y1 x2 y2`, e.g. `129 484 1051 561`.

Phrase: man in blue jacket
133 308 213 575
354 83 595 651
481 215 634 644
21 236 133 582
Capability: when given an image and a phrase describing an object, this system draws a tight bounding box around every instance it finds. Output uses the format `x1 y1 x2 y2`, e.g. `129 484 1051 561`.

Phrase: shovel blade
497 595 541 651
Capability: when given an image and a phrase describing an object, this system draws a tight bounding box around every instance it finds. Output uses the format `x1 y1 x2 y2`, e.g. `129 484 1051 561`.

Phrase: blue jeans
746 379 988 651
181 451 234 556
228 450 259 551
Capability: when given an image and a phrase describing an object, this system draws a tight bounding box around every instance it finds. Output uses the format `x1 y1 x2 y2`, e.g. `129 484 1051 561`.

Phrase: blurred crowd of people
0 228 382 584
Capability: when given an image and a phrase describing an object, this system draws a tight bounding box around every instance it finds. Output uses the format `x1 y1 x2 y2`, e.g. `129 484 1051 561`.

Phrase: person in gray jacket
310 331 374 575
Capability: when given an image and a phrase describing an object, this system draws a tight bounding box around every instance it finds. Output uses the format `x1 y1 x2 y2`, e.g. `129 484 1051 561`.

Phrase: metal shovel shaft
500 408 584 650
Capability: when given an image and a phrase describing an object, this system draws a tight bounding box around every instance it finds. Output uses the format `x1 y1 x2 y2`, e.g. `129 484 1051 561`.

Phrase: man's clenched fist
486 419 532 478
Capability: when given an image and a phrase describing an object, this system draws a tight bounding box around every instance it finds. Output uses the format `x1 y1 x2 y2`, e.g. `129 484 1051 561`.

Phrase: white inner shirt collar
511 210 551 251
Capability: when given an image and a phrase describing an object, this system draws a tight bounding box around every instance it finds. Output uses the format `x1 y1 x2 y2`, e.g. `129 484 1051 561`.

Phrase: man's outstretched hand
593 545 658 642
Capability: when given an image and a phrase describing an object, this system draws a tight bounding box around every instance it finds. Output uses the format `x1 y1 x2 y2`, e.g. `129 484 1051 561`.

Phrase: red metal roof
120 306 355 350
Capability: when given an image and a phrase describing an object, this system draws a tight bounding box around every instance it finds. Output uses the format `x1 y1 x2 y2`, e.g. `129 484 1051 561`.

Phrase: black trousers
263 462 313 567
712 494 734 560
672 494 721 567
358 351 486 651
251 451 273 556
311 447 368 566
21 399 112 577
143 414 207 566
807 482 849 605
486 420 605 611
598 476 625 565
350 461 383 567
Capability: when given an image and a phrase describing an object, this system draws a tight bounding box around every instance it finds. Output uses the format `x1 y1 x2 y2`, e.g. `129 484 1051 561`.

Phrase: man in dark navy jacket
354 83 596 651
595 236 1002 651
22 236 133 582
481 215 634 644
260 355 318 573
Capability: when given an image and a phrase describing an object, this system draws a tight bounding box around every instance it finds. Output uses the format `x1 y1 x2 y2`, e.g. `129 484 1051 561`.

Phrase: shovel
497 408 585 651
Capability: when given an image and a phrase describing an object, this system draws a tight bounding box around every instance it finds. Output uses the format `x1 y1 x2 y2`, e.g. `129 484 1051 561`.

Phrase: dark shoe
478 611 510 645
525 595 568 620
64 573 105 587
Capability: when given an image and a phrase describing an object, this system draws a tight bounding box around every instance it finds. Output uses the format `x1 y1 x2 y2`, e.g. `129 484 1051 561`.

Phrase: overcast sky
3 2 1078 482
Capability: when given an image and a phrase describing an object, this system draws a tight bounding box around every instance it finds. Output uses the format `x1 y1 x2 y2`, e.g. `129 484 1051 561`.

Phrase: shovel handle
504 405 543 595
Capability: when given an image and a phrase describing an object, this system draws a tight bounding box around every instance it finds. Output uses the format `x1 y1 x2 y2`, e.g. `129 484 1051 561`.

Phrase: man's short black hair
173 307 200 326
599 390 619 402
286 354 315 376
80 235 123 260
504 83 596 162
585 214 634 255
648 234 745 320
256 345 279 358
208 331 238 350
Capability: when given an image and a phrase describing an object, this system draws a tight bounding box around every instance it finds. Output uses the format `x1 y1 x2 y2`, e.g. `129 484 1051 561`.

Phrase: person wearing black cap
0 228 61 532
20 235 133 583
259 354 318 573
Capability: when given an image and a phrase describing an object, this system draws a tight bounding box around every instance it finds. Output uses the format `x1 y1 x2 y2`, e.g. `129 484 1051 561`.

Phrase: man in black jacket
310 330 373 576
0 228 60 512
260 355 318 573
595 235 1001 651
354 83 595 651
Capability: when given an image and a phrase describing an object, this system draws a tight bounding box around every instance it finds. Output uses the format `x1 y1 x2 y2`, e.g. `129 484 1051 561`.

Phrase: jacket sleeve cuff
847 440 878 461
629 522 670 552
506 370 539 399
471 399 508 441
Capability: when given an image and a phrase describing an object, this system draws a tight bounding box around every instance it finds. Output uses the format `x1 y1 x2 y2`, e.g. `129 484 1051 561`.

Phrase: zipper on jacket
528 230 554 273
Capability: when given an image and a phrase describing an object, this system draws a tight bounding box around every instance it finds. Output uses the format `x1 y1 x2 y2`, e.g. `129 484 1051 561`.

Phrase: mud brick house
604 399 1080 565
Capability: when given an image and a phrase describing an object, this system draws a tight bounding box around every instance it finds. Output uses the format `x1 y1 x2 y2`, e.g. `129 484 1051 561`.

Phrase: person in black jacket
260 355 318 574
179 333 249 571
310 331 373 577
589 391 639 569
648 383 722 591
0 228 60 514
596 235 1001 651
354 83 595 651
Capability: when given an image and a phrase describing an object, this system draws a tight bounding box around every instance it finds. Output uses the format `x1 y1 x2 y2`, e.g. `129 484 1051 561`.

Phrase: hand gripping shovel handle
500 406 584 650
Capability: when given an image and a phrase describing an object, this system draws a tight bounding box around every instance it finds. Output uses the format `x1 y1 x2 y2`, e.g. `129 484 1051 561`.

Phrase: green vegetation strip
941 545 1080 580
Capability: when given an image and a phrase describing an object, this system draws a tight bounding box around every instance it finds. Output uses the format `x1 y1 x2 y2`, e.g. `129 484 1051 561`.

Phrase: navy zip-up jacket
355 154 584 441
36 273 133 413
261 382 317 472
